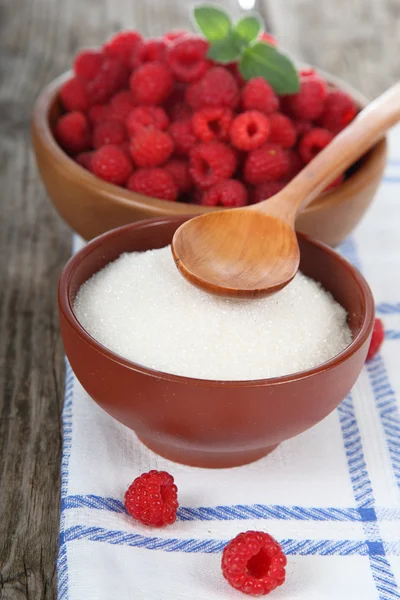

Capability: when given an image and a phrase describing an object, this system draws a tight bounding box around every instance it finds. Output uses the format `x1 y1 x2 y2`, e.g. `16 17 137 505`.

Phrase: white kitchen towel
58 127 400 600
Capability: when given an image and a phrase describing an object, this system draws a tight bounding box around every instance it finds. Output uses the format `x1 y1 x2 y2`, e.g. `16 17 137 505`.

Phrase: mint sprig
193 3 300 95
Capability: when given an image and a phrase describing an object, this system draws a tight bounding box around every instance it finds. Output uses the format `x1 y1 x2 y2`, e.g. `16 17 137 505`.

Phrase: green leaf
239 42 300 94
193 4 232 42
235 14 263 43
207 31 242 63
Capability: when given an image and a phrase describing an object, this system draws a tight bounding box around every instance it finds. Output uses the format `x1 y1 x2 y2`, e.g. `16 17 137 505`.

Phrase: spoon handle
259 82 400 218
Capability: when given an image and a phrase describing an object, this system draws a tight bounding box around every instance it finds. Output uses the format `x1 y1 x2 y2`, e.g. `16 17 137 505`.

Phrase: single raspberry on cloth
222 530 287 596
366 318 385 361
124 470 179 526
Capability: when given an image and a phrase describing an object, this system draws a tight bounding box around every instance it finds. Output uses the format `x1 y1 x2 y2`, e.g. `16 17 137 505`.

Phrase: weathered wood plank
263 0 400 98
0 0 398 597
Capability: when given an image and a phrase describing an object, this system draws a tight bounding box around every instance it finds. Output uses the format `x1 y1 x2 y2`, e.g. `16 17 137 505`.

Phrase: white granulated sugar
74 245 352 381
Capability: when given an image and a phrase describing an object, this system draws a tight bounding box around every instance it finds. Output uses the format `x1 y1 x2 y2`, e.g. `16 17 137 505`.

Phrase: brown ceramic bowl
32 71 387 245
58 216 375 469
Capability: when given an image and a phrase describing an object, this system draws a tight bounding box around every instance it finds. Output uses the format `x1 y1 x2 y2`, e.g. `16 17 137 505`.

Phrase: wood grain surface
0 0 398 597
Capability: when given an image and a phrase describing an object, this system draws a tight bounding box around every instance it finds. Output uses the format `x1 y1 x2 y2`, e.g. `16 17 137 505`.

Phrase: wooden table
0 0 398 596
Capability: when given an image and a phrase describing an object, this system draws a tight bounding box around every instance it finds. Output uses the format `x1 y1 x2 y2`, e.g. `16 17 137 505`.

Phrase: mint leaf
239 42 300 94
193 5 232 42
207 35 241 63
235 14 263 43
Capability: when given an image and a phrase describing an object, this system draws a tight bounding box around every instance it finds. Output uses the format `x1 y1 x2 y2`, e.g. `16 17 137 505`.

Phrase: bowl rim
59 217 375 388
33 70 387 217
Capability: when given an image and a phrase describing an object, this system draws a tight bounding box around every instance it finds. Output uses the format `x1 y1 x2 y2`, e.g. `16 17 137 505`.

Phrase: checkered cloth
58 127 400 600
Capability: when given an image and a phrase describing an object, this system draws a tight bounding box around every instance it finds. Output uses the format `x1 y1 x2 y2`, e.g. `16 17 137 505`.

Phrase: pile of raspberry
55 30 358 207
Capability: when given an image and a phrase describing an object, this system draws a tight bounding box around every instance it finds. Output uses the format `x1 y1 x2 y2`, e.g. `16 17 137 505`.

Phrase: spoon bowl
172 83 400 298
172 209 299 297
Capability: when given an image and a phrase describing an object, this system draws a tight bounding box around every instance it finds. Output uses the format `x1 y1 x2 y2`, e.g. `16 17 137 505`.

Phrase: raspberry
130 127 174 167
169 118 196 155
103 31 143 67
227 62 246 87
109 91 135 122
167 35 210 83
124 470 179 526
126 105 169 136
164 30 186 42
299 127 334 163
165 85 192 120
55 111 91 154
164 159 192 193
202 179 247 207
130 61 174 105
189 142 237 189
59 77 90 112
131 38 167 68
260 32 277 46
91 144 133 185
73 49 104 81
192 107 233 142
244 144 289 185
117 142 132 159
268 113 297 148
319 89 357 134
285 150 304 179
283 75 327 120
88 104 112 125
222 531 286 596
325 174 344 191
241 77 279 115
294 120 313 137
252 181 286 204
87 58 129 104
366 318 385 361
127 168 178 201
75 151 94 170
230 111 270 151
93 119 127 149
186 67 239 110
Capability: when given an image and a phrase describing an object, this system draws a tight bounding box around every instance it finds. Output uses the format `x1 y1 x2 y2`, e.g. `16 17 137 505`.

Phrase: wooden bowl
58 217 375 469
33 72 387 245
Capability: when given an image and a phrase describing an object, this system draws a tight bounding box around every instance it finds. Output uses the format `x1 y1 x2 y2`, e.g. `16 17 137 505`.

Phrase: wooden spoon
172 83 400 298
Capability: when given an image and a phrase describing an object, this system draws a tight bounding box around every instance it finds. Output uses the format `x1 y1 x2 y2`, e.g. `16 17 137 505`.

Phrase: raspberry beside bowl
32 71 387 244
58 217 375 469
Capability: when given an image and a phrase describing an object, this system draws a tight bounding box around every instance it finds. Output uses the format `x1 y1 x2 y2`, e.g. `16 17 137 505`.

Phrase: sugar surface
73 246 352 381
